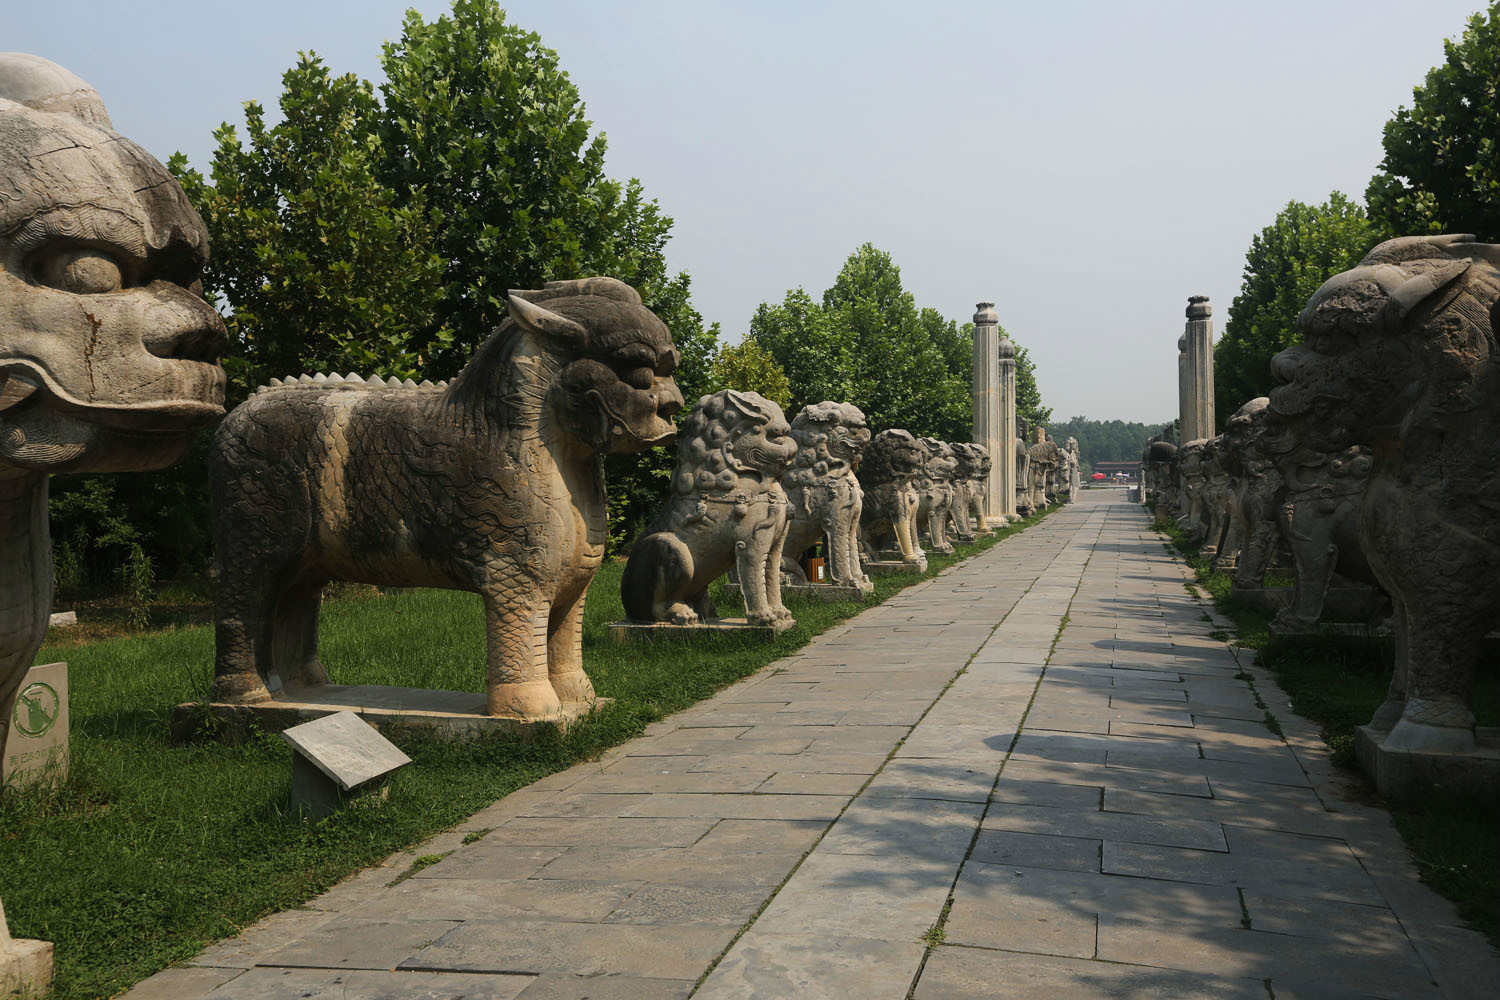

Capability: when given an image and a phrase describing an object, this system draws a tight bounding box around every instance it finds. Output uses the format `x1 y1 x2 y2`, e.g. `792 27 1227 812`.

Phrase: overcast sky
5 0 1485 423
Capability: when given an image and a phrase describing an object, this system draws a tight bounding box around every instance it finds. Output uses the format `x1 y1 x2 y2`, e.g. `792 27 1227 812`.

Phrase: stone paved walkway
128 492 1499 1000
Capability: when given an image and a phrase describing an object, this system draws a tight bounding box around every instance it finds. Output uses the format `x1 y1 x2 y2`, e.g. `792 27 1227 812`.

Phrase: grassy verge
2 507 1055 999
1149 506 1499 946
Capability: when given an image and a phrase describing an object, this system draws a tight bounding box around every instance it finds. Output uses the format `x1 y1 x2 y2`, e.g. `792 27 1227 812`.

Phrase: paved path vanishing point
127 491 1499 1000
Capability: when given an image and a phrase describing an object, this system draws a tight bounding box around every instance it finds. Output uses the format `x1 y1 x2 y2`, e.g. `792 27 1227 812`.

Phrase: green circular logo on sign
13 681 59 738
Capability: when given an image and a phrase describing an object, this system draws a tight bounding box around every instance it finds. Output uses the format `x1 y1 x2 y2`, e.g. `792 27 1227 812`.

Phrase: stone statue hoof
210 675 273 705
666 605 700 626
746 611 778 626
550 670 597 706
487 680 563 721
1367 698 1405 731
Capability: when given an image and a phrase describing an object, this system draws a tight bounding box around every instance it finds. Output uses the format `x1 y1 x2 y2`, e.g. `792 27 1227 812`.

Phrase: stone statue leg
1370 588 1410 731
826 508 853 587
484 595 562 720
736 536 774 625
764 513 793 622
269 576 330 691
548 581 595 706
1273 499 1338 632
212 573 278 704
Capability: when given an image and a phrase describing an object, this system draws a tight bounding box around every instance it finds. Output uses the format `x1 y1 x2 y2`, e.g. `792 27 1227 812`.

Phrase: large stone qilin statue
916 437 958 554
1270 234 1500 752
778 401 873 594
622 390 798 628
859 429 927 570
211 277 682 721
0 53 229 993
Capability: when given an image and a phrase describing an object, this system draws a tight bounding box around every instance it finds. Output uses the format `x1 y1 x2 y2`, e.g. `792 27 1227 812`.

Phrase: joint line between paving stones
905 508 1108 997
688 511 1066 996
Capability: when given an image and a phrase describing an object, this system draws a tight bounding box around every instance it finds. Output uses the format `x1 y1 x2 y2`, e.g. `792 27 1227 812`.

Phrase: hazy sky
5 0 1485 423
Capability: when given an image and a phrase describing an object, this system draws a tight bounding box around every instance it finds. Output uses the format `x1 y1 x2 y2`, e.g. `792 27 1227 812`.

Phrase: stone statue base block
607 618 795 644
1355 724 1500 810
725 582 873 603
0 937 52 998
862 560 926 577
170 685 609 744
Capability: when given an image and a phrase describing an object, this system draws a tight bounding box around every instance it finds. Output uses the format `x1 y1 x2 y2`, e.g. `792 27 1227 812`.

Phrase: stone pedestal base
607 618 795 643
171 685 608 744
1355 725 1500 810
725 582 873 603
862 559 926 576
0 936 52 998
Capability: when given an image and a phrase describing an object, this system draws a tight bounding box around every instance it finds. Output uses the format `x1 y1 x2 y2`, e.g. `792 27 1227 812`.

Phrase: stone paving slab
125 494 1500 1000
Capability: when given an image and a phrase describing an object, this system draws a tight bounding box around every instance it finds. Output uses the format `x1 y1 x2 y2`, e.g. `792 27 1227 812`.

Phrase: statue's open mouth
0 363 225 427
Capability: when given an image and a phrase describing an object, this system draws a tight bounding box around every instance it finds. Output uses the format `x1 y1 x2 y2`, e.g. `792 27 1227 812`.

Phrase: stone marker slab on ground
282 710 411 820
2 661 68 788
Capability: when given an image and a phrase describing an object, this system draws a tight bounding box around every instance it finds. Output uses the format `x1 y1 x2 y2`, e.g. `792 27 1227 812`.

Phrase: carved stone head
505 277 683 454
919 438 958 481
861 429 925 484
672 389 796 493
787 400 870 482
0 53 228 473
1269 234 1500 452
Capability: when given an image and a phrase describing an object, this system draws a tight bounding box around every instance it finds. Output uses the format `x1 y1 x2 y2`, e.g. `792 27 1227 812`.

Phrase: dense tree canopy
1045 417 1163 472
1366 3 1500 240
1212 193 1378 422
749 244 1039 441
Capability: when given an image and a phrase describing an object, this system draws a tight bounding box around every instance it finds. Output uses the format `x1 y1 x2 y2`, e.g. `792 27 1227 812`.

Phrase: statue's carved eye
34 246 126 294
622 367 653 390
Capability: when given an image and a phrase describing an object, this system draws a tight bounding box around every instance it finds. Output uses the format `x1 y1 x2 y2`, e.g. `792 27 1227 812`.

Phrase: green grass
2 508 1055 999
1149 505 1499 946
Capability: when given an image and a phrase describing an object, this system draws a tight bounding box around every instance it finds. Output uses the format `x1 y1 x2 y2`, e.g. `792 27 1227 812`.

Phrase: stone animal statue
1015 432 1034 516
622 390 798 627
1 54 228 752
211 277 683 721
1270 233 1500 751
1026 427 1060 509
777 401 872 593
947 443 986 541
966 444 993 532
858 429 927 569
1199 437 1234 560
1145 440 1179 511
0 54 228 976
1220 399 1285 595
1176 440 1209 541
1063 437 1082 502
916 437 958 554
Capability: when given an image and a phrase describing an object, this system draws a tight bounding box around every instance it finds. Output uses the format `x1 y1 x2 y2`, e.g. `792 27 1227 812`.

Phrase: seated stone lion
1270 233 1500 751
858 429 927 569
780 401 873 593
622 390 800 626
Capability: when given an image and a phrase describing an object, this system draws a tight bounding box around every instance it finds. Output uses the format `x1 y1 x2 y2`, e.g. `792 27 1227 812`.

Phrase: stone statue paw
666 604 700 626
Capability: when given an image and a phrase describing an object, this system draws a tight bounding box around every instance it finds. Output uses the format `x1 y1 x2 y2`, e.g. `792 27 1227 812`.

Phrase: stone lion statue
622 390 799 627
1270 233 1500 751
211 277 683 722
947 443 987 541
916 437 958 554
858 429 927 569
779 401 873 593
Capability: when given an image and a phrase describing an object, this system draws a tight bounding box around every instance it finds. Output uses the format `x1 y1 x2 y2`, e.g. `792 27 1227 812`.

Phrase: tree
1045 416 1162 472
1366 4 1500 240
751 244 977 440
706 340 793 410
1013 340 1051 428
1212 193 1378 421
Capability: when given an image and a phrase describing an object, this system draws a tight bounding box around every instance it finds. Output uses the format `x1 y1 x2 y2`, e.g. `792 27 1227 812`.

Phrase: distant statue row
1143 235 1500 756
622 392 1021 630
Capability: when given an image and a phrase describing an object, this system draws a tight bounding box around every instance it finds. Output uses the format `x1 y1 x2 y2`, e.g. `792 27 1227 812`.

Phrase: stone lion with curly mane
780 401 873 593
622 390 800 627
858 429 927 571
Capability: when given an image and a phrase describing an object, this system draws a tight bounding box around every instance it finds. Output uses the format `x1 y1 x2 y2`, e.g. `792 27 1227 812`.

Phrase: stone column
1185 295 1215 440
1177 333 1193 444
997 326 1019 523
972 302 1004 525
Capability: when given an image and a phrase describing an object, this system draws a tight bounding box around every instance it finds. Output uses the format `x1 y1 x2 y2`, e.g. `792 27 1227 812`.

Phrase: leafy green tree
1045 416 1163 472
1366 3 1500 239
706 340 793 410
752 244 977 439
1212 193 1378 421
1013 340 1051 428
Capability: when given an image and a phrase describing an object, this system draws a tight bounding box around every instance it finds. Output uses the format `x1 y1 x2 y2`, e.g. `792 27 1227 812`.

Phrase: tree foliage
748 244 1019 441
705 339 793 410
1045 416 1162 472
1366 3 1500 240
1212 193 1378 422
